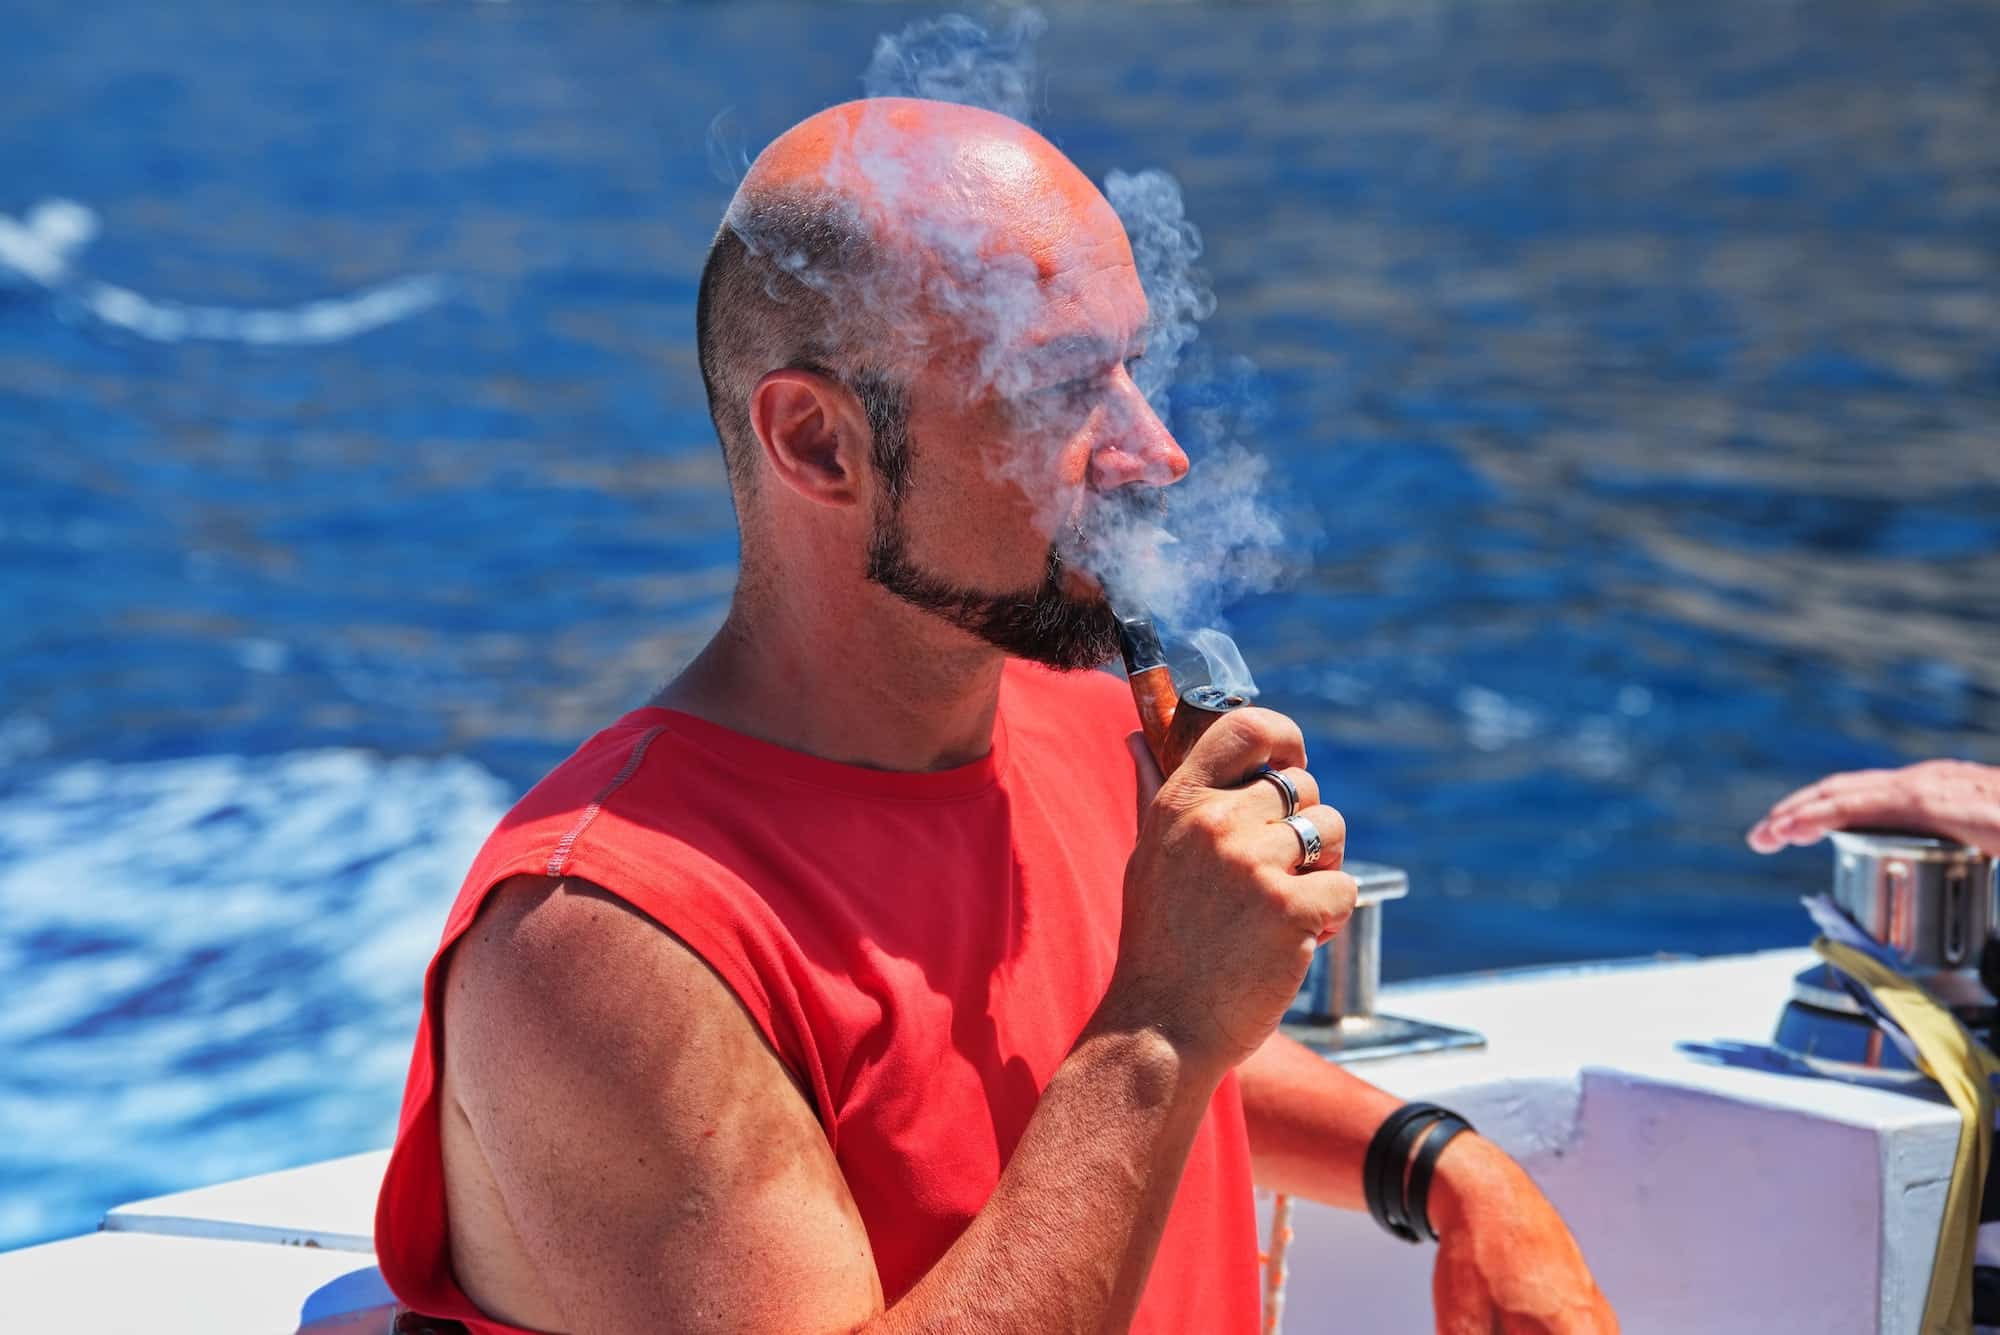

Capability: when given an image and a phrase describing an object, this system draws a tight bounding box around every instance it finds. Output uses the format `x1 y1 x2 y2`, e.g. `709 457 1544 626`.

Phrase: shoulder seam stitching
546 725 666 878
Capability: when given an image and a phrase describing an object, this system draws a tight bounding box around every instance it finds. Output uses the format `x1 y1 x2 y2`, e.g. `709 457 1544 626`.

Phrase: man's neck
653 588 1008 774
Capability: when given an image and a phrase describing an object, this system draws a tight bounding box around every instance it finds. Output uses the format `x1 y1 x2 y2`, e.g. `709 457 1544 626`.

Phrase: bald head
736 99 1120 282
695 98 1136 509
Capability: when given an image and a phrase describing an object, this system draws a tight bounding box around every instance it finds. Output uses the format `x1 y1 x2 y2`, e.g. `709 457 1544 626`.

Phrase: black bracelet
1362 1102 1476 1244
1364 1103 1447 1243
1406 1113 1475 1242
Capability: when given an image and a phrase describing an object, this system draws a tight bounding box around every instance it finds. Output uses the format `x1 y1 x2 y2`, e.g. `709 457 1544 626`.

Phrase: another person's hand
1746 759 2000 856
1108 709 1359 1075
1427 1135 1620 1334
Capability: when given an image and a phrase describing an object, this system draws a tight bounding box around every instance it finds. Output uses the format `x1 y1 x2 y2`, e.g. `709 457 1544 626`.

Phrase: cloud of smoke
1089 166 1289 634
723 8 1298 646
1103 169 1215 412
863 9 1048 123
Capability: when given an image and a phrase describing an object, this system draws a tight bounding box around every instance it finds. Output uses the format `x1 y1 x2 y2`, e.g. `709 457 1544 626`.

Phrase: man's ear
748 369 869 508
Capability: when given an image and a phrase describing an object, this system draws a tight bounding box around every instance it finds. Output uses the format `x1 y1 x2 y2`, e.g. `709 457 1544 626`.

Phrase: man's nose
1087 383 1190 491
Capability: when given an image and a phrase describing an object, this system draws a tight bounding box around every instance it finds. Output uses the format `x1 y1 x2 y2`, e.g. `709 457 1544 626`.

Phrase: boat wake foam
0 198 445 344
0 748 511 1249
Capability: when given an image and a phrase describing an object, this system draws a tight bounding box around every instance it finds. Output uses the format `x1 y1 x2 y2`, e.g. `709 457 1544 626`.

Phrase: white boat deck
1275 948 1957 1335
101 1149 386 1253
0 947 1958 1333
0 1231 392 1332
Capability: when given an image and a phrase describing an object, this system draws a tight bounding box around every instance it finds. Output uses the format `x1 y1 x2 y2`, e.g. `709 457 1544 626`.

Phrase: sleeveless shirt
375 659 1260 1333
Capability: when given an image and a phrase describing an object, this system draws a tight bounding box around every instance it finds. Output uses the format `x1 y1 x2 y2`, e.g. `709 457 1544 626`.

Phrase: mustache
1056 484 1170 587
1096 485 1169 525
1059 484 1169 548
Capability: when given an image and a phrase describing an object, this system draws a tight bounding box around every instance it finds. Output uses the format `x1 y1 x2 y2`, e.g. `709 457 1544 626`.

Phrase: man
375 98 1615 1334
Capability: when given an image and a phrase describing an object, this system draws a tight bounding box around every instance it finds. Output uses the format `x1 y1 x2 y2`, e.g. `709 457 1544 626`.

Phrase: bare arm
446 876 1219 1335
1237 1034 1615 1332
1747 759 2000 855
445 710 1350 1334
1116 725 1614 1331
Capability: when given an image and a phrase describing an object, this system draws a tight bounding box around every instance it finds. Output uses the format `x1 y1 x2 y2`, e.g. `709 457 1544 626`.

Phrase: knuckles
1171 801 1237 845
1198 707 1305 768
1316 804 1348 850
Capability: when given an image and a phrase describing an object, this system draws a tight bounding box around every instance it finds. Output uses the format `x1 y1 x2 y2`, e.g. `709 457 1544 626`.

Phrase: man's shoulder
439 708 741 943
505 708 677 822
448 873 683 1008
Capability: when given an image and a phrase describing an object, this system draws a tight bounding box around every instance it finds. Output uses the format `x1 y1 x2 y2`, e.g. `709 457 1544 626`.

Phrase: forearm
1236 1030 1399 1207
873 1021 1221 1335
1238 1032 1524 1231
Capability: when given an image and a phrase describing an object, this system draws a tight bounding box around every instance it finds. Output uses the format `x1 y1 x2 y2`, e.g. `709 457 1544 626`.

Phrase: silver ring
1255 767 1300 818
1280 813 1322 872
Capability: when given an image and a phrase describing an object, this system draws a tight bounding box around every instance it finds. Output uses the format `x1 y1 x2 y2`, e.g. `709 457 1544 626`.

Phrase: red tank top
375 660 1260 1333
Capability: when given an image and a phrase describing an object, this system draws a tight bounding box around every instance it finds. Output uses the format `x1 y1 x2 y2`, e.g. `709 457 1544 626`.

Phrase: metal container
1291 861 1407 1023
1282 861 1483 1063
1828 828 1998 1009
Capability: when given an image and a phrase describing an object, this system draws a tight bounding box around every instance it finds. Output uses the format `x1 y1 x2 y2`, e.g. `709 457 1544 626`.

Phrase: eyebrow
1019 333 1145 384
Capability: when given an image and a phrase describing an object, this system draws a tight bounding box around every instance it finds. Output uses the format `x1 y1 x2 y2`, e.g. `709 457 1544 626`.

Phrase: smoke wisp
725 8 1300 653
863 9 1049 124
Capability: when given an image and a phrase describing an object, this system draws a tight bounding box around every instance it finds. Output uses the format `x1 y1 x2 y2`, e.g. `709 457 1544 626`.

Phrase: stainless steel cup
1830 828 1997 1007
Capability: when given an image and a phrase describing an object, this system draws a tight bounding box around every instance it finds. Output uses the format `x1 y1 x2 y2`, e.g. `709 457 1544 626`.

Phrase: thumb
1126 731 1165 814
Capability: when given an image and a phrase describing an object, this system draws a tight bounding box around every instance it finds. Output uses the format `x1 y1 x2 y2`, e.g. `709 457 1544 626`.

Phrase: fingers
1165 706 1354 941
1265 802 1347 874
1298 868 1359 945
1745 815 1789 853
1262 804 1352 943
1246 764 1321 819
1746 767 1920 852
1765 769 1894 824
1176 707 1306 789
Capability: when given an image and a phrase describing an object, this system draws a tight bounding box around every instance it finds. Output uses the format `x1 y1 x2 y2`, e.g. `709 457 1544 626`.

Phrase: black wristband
1406 1113 1475 1242
1363 1103 1452 1244
1363 1103 1477 1244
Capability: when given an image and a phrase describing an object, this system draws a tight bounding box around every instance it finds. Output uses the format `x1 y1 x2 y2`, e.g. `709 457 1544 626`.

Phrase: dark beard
865 509 1124 671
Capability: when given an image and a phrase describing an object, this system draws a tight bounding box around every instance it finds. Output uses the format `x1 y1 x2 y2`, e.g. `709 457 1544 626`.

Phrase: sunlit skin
667 99 1186 771
1748 759 2000 856
433 99 1617 1335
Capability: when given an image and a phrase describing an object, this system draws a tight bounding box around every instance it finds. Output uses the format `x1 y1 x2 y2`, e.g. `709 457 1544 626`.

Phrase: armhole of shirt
548 823 836 1151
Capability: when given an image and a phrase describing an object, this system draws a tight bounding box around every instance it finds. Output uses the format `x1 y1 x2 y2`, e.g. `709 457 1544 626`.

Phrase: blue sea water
2 0 1996 1250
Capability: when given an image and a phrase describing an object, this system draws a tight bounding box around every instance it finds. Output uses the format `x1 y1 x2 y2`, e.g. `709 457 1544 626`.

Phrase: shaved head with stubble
694 98 1187 673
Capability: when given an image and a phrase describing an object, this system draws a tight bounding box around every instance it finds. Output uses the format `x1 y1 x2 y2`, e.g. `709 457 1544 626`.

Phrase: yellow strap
1816 939 2000 1334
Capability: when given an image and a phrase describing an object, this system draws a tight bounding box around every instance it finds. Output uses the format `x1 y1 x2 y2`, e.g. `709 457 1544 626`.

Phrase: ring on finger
1280 812 1322 872
1255 766 1300 818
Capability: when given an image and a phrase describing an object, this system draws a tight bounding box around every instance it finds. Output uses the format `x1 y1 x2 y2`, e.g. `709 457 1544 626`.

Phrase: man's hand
1239 1034 1617 1335
1105 708 1359 1077
1427 1135 1618 1334
1747 759 2000 856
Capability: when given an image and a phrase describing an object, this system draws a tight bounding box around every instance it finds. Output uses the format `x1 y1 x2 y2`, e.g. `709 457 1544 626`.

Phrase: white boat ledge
0 946 1954 1334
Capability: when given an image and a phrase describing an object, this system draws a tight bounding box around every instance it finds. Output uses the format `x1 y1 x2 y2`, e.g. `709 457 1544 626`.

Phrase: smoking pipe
1116 614 1254 776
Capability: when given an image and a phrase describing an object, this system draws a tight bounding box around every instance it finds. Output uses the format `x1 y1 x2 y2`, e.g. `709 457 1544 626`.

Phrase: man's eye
1043 376 1099 405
